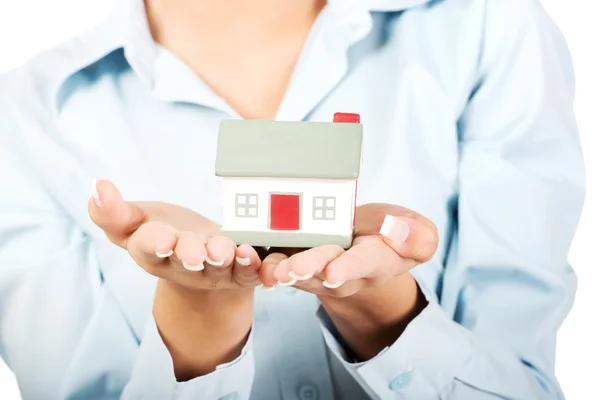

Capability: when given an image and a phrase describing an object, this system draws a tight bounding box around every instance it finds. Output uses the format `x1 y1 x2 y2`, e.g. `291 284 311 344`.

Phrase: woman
0 0 585 399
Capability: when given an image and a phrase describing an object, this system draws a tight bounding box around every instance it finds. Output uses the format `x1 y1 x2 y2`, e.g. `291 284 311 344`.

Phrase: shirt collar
122 0 157 86
53 0 433 112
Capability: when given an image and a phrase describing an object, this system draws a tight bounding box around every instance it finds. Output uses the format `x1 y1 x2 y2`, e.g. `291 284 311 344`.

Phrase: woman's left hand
260 203 439 297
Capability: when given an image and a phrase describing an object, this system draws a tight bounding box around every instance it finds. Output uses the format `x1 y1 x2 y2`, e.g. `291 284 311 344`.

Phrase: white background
0 1 598 399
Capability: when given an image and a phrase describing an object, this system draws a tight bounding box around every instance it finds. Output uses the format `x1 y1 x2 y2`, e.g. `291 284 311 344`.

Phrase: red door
270 194 300 231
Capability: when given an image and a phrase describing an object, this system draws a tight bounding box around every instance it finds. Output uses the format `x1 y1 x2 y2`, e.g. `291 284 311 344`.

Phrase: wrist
321 274 423 325
319 274 426 360
154 279 254 380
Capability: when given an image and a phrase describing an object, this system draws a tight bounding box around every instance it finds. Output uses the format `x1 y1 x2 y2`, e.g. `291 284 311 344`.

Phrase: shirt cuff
317 281 473 399
123 315 255 400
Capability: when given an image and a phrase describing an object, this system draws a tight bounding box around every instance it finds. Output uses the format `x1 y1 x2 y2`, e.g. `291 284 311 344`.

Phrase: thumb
88 179 146 248
379 214 438 264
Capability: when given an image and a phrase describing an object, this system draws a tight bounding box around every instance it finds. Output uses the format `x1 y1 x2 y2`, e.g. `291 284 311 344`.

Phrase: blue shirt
0 0 585 399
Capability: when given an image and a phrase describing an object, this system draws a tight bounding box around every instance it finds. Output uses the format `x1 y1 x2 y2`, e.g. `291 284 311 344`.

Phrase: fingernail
206 258 225 267
182 261 205 271
261 285 276 291
236 257 251 266
289 271 313 281
379 214 410 244
156 250 174 258
323 280 345 289
92 178 102 207
277 278 297 287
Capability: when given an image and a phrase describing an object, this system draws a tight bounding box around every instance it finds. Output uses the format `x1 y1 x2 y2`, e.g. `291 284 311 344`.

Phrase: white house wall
221 177 356 235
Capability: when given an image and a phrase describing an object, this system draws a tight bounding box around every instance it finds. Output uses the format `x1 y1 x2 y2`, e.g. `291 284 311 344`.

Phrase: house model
215 113 363 249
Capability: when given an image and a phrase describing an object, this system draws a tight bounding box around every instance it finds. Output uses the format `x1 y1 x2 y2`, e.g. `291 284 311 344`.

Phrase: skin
89 0 439 381
145 0 327 119
262 204 436 360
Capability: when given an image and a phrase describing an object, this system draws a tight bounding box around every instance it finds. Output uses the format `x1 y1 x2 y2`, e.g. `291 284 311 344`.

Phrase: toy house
215 113 363 249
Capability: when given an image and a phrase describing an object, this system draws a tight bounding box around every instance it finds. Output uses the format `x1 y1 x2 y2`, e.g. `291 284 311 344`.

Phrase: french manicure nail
236 257 251 266
277 278 297 287
323 280 345 289
92 178 103 207
379 214 410 244
206 258 225 267
156 250 174 258
261 285 276 291
183 261 205 271
289 271 313 281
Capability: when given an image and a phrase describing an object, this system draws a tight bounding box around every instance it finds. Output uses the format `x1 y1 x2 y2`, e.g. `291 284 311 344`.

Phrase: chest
183 36 308 120
154 15 321 121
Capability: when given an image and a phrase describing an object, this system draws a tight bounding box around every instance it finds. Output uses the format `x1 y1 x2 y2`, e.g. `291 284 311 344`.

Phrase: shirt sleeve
318 1 585 399
122 317 255 400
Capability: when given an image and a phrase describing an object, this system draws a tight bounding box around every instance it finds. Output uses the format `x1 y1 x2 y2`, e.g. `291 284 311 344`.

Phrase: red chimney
333 112 360 123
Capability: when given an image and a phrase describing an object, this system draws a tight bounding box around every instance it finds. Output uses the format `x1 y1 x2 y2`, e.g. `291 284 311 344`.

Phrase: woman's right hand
88 179 264 292
88 179 261 379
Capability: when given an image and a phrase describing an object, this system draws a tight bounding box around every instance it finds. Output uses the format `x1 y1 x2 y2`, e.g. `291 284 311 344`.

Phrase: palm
259 203 438 297
89 180 264 291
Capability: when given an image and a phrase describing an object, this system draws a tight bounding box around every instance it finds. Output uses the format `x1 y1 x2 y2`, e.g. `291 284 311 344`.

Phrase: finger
324 239 397 283
231 244 262 287
174 231 208 271
354 203 437 237
260 252 288 289
203 235 237 274
127 221 179 277
378 214 438 263
234 244 262 272
88 179 146 248
279 245 345 283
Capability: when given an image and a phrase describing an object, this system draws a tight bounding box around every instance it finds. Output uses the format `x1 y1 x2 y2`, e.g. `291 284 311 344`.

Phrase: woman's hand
260 203 438 297
88 179 261 380
260 203 438 361
88 179 264 292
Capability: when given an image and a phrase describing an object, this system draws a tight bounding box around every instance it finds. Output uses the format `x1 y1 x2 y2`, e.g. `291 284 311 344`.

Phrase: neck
142 0 327 120
146 0 326 44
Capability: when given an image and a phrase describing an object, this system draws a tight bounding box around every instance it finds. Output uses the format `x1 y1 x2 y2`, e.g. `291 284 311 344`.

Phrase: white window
236 194 259 218
313 196 336 220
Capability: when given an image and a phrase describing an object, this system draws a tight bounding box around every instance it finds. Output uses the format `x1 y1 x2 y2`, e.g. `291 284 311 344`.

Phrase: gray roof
215 119 363 179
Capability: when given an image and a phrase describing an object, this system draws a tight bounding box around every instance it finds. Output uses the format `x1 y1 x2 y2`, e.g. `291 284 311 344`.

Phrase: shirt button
219 393 239 400
298 383 319 400
389 371 413 391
